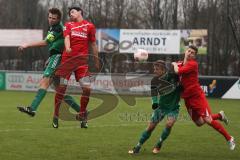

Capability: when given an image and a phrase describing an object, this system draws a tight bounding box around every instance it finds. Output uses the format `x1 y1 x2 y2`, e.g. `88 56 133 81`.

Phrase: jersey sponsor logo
71 31 87 38
47 33 55 42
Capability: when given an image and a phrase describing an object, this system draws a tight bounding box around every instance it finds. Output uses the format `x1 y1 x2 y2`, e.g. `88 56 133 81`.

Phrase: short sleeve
151 77 159 97
63 22 71 37
88 24 96 42
178 61 197 75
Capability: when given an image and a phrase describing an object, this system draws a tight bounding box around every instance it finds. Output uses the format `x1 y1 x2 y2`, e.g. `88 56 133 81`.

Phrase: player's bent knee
39 77 51 89
166 121 175 128
82 85 91 91
82 86 91 95
146 127 154 132
203 117 212 125
194 117 205 127
195 121 204 127
147 122 157 131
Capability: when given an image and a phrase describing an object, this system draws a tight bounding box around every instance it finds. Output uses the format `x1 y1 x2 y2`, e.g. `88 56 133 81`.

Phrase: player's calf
194 117 205 127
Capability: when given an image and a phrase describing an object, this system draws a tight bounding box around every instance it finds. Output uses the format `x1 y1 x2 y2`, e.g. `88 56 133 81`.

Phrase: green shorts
43 54 61 77
150 107 179 123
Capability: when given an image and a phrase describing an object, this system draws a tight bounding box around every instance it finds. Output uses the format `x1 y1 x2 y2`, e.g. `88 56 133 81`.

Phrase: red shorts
55 55 90 81
184 93 212 122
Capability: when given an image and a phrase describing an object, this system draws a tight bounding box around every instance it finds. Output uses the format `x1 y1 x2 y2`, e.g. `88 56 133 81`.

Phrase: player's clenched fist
65 47 72 53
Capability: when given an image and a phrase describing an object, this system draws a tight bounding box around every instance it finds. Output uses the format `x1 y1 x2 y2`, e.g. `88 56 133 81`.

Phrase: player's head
153 60 167 77
68 6 83 22
185 45 198 60
48 8 62 26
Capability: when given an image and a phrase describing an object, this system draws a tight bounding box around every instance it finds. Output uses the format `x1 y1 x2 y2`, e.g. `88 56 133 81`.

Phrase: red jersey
178 59 203 98
63 20 96 56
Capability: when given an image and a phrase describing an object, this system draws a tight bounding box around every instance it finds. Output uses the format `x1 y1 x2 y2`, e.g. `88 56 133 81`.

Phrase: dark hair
68 6 83 16
153 60 166 68
48 8 62 19
189 45 198 54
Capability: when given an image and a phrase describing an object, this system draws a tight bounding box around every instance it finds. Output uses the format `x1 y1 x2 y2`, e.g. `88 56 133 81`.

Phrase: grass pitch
0 91 239 160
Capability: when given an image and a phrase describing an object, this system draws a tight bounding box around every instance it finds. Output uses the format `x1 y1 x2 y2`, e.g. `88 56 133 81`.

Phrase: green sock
139 130 152 145
156 127 172 147
30 89 47 111
63 95 80 112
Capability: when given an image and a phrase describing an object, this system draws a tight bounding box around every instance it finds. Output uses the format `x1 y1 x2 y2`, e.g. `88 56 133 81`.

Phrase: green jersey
151 73 180 111
44 22 64 56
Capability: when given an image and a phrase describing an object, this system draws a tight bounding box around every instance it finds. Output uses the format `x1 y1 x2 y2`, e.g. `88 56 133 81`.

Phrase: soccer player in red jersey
172 45 235 150
54 6 99 128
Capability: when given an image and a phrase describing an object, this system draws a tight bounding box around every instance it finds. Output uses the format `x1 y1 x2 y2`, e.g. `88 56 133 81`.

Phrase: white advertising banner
119 29 181 54
4 72 240 99
5 73 78 92
6 73 50 91
222 79 240 99
0 29 43 47
5 73 151 95
65 74 151 95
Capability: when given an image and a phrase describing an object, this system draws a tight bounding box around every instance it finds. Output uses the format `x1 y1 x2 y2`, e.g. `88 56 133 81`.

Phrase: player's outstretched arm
173 61 196 75
18 40 47 52
151 77 159 110
91 42 100 71
171 62 179 74
64 35 71 53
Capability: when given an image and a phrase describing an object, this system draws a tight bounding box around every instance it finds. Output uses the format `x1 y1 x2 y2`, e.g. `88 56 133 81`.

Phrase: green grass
0 91 239 160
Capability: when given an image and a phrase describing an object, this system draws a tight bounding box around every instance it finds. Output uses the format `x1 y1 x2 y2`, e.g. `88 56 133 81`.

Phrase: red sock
80 96 89 114
210 120 231 141
211 113 222 120
54 85 67 117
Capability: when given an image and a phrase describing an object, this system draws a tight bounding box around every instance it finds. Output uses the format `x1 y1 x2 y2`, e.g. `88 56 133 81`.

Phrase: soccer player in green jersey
17 8 80 128
129 60 181 154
